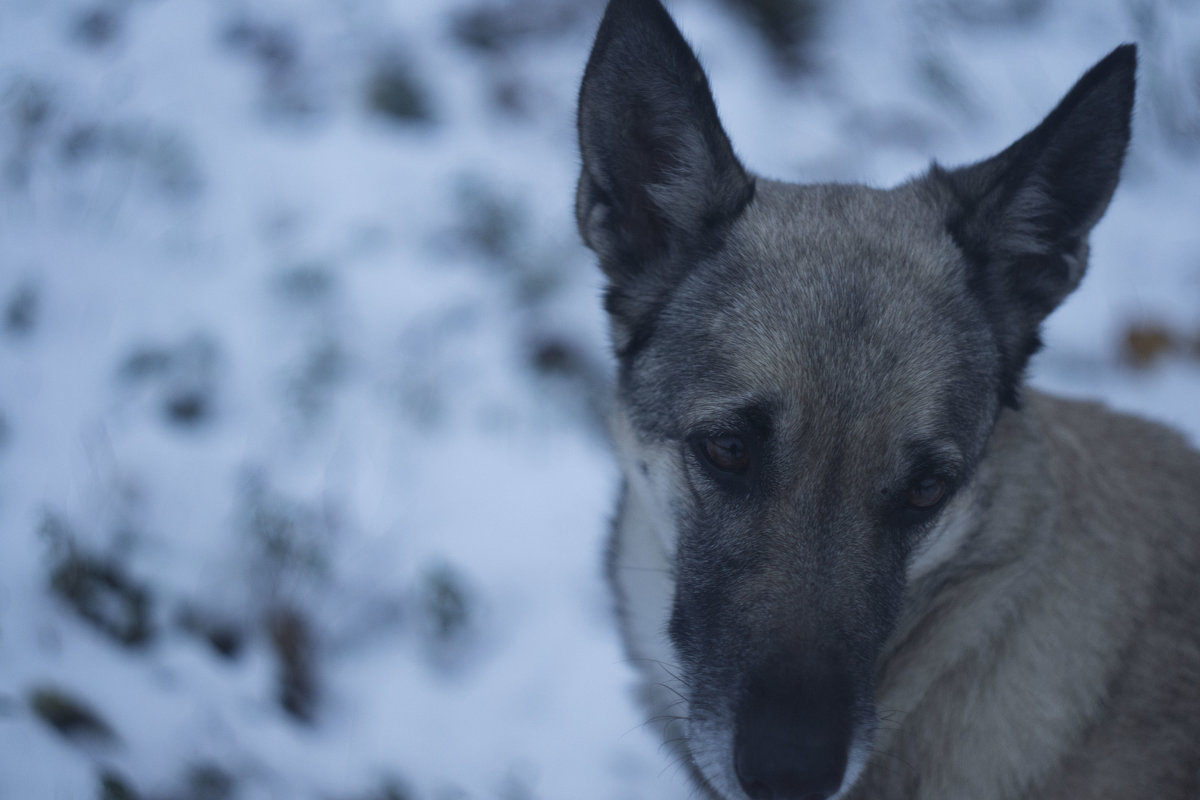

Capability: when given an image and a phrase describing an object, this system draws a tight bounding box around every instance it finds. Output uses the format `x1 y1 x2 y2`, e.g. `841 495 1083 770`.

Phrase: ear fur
935 45 1136 406
576 0 754 343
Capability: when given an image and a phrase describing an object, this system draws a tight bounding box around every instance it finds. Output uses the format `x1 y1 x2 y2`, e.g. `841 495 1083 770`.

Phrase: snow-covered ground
0 0 1197 798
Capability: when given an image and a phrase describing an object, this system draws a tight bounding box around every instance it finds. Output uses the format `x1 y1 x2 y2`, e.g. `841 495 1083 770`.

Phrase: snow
0 0 1197 798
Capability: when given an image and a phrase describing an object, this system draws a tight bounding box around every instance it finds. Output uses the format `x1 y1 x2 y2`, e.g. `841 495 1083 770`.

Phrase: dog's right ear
577 0 754 341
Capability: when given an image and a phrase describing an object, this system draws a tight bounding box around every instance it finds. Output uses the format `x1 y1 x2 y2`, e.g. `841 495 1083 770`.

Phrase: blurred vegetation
1 74 201 209
95 762 239 800
275 262 335 304
450 0 590 55
176 604 245 660
418 562 478 674
1122 320 1200 369
239 471 333 589
176 764 238 800
272 263 350 425
42 513 155 648
934 0 1048 25
72 6 124 49
99 769 140 800
221 14 319 121
237 475 331 721
718 0 825 72
288 336 349 421
337 776 418 800
4 279 39 336
367 60 435 124
1127 0 1200 155
268 605 320 723
119 336 221 429
449 174 611 431
30 685 118 744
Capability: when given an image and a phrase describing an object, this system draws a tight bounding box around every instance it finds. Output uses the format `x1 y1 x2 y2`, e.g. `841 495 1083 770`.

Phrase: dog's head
577 1 1134 798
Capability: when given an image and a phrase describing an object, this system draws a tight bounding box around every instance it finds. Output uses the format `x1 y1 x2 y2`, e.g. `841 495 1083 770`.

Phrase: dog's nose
733 723 845 800
732 658 852 800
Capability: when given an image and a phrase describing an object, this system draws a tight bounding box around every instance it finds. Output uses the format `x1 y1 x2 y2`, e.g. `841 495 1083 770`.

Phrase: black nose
732 661 853 800
734 725 845 800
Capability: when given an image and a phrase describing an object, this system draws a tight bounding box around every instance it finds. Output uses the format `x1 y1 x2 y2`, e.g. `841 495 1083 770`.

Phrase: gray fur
578 1 1200 799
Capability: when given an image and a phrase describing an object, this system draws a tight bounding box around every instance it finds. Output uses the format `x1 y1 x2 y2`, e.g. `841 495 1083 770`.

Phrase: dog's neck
864 391 1120 797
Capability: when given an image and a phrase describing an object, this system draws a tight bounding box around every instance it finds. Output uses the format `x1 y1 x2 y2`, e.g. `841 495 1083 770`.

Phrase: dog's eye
906 476 947 509
700 435 751 473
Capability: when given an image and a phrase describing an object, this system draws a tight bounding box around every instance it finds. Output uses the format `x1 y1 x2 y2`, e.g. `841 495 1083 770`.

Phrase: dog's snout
732 663 853 800
734 722 845 800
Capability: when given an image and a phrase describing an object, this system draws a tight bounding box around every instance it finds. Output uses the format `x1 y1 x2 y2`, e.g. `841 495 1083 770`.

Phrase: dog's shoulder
1025 387 1200 623
1028 388 1200 504
1022 389 1200 798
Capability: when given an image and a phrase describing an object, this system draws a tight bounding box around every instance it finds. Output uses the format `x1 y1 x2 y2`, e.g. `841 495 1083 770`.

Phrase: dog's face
612 180 1002 797
578 1 1134 798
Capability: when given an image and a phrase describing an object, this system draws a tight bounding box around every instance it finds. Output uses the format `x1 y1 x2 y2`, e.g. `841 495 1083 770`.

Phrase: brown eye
907 476 946 509
702 435 751 473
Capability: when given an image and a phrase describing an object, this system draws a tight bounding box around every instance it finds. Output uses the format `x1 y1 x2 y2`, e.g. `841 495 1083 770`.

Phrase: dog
575 1 1200 798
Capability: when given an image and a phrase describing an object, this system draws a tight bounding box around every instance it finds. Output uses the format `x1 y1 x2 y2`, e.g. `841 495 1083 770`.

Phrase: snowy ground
1 0 1198 798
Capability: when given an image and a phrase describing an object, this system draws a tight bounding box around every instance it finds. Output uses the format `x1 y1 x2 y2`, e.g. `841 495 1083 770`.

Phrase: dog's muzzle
731 660 855 800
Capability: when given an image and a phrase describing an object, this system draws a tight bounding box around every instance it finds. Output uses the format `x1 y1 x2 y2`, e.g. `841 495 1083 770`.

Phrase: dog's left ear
936 44 1136 405
577 0 754 342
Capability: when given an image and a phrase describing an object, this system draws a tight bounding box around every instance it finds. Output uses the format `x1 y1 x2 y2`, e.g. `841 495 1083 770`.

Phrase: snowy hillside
0 0 1197 798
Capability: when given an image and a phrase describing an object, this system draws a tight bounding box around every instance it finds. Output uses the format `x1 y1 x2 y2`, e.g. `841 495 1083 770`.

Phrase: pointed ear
576 0 754 334
935 44 1136 406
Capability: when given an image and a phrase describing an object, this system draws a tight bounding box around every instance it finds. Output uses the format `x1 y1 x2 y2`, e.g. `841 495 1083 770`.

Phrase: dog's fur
576 1 1200 798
